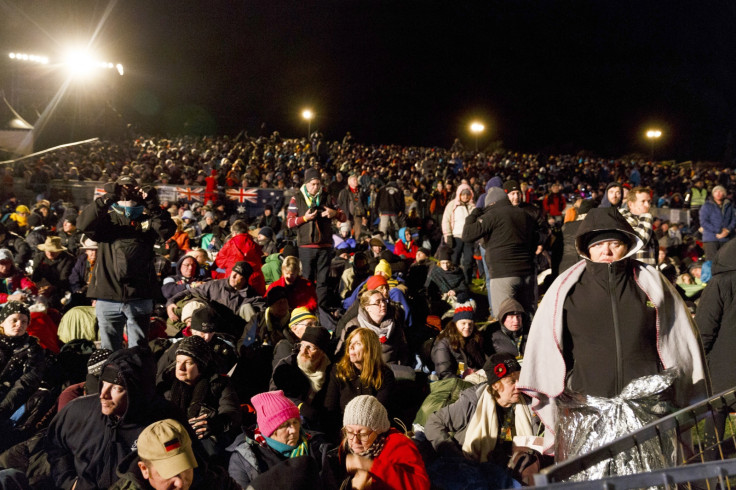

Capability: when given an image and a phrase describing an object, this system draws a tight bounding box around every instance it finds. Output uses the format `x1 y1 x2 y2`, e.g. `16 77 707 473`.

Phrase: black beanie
191 307 218 333
483 353 521 385
436 246 452 262
176 336 213 370
300 326 331 355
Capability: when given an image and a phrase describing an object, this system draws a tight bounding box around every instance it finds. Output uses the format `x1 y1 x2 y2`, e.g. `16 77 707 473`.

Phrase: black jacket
430 335 486 380
78 196 176 302
0 333 47 419
462 199 538 278
374 182 404 214
696 238 736 393
45 347 185 490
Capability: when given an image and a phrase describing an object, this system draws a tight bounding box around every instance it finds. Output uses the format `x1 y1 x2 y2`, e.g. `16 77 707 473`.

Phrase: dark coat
270 353 331 428
77 196 176 302
45 347 185 490
461 199 538 278
0 334 47 419
430 335 485 380
323 363 395 415
696 238 736 393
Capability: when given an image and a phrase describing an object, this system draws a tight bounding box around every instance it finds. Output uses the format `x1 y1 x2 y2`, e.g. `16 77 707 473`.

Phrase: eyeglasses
367 299 388 307
343 428 374 442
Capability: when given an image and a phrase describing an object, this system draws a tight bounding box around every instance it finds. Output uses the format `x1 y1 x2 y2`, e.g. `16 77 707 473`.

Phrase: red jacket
0 274 38 304
363 429 430 490
266 275 318 312
393 239 418 260
215 233 266 295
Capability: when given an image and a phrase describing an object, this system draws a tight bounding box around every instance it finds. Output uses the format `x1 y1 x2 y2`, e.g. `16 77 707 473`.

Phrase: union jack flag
176 187 204 202
94 188 106 198
226 188 258 204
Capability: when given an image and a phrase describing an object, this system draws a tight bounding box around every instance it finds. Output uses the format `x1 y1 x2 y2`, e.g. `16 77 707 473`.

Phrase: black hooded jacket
695 238 736 393
561 208 662 398
45 347 185 490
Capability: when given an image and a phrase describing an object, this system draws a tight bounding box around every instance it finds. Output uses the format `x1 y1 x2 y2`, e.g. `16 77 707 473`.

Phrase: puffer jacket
77 196 176 302
700 198 736 243
215 233 266 295
441 184 475 239
0 333 47 419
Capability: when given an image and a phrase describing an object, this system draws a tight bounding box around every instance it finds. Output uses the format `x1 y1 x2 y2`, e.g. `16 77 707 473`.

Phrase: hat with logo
136 419 198 479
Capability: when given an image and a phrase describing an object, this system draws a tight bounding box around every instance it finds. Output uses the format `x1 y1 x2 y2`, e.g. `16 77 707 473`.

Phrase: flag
93 188 105 199
176 186 204 202
226 188 258 204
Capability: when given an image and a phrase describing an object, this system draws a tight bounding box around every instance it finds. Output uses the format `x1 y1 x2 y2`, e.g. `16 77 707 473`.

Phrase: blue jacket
700 199 736 243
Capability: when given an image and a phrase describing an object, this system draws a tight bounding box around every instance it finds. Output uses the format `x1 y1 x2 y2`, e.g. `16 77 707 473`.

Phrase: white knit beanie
343 395 390 434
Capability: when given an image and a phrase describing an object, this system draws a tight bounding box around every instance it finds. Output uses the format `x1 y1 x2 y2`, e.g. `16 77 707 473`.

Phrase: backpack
413 377 473 427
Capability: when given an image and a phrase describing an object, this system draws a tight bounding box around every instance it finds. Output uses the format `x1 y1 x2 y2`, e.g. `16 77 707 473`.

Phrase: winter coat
394 227 418 260
287 187 346 248
0 333 47 419
215 233 266 295
695 238 736 393
341 307 410 367
261 253 283 285
266 275 318 312
161 255 208 300
68 254 94 294
45 347 185 490
441 184 476 239
269 353 331 426
430 336 486 380
0 232 31 271
0 271 37 304
425 383 538 463
168 278 264 319
374 182 405 215
31 250 74 292
323 364 396 415
337 185 367 219
226 429 331 489
700 198 736 243
461 198 538 279
518 207 709 454
488 324 527 359
331 429 430 490
77 196 176 302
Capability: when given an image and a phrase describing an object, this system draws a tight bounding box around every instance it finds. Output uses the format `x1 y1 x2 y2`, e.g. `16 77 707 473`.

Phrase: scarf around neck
300 185 321 208
357 307 394 343
297 353 331 398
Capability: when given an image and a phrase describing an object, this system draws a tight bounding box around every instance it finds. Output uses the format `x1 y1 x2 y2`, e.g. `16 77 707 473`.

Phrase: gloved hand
98 181 118 206
470 207 483 218
139 185 159 210
446 236 455 249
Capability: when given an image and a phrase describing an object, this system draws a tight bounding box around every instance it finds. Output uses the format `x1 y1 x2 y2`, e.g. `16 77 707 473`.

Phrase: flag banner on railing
176 187 204 202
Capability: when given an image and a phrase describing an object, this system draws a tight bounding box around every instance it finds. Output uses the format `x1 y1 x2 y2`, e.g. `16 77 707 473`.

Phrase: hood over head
454 183 474 201
485 187 509 207
711 237 736 275
486 176 503 191
574 207 643 260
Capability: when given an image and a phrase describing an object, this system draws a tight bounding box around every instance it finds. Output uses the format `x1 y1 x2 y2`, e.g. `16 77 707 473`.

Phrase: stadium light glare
469 121 485 152
116 63 124 76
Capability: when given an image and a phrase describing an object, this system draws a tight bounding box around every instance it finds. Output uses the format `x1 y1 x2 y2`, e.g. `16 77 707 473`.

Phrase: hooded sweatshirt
441 184 476 238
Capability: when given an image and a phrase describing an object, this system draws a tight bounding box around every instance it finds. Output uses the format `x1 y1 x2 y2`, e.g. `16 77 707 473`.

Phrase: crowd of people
0 130 732 488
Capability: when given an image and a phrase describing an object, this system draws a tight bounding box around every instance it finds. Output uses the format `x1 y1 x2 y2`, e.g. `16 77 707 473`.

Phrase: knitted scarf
300 185 322 208
260 429 311 458
461 387 534 463
170 376 211 419
350 431 388 459
356 307 394 344
297 353 331 400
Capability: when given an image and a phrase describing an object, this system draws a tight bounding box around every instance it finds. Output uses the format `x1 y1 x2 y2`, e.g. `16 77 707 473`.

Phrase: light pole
469 121 485 152
302 109 314 140
646 129 662 161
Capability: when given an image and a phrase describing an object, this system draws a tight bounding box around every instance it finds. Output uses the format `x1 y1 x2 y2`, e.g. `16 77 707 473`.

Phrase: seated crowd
0 130 730 489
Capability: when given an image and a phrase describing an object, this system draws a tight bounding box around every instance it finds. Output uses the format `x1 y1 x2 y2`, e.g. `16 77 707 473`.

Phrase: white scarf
461 387 534 463
297 354 331 402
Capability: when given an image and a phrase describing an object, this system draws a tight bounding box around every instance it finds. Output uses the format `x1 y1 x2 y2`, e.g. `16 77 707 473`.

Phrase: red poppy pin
379 335 387 344
494 363 507 378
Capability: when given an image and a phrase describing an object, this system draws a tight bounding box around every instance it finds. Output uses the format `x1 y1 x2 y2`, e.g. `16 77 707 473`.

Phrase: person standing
518 208 707 461
699 185 735 259
78 176 176 350
442 184 476 284
338 173 367 240
287 168 346 309
620 186 658 266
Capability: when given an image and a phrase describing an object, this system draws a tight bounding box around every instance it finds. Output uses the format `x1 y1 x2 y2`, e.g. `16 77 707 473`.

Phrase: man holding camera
287 167 346 308
78 176 176 350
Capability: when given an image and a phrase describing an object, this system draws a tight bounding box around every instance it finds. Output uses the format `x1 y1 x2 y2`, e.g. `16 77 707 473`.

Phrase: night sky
2 0 736 160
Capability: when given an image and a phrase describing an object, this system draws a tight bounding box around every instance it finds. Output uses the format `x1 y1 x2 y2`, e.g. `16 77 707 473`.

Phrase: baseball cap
136 419 198 479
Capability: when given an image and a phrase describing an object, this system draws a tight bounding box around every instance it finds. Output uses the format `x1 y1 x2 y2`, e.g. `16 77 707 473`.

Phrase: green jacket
262 253 283 285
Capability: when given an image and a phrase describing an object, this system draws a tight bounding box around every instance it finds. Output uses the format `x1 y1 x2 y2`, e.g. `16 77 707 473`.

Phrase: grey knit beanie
343 395 390 434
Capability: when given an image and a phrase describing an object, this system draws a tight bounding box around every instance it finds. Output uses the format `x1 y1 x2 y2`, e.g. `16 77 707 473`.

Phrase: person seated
325 327 396 426
424 354 540 489
31 236 74 308
339 251 371 299
431 302 486 380
243 285 291 350
0 249 37 305
265 256 318 312
214 220 266 295
0 223 31 273
158 306 239 378
338 289 410 370
67 237 97 309
6 205 30 237
112 418 240 489
404 247 432 293
394 227 418 261
256 204 282 232
424 245 469 317
227 390 331 488
58 212 83 257
158 336 241 458
46 347 183 490
0 302 46 448
256 226 277 257
342 265 411 326
162 254 209 301
166 261 264 330
270 326 333 430
271 307 320 369
485 298 528 359
333 221 356 253
331 395 430 489
166 217 192 264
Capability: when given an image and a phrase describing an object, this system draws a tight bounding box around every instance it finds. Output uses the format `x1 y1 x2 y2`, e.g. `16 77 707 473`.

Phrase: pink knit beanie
250 390 300 437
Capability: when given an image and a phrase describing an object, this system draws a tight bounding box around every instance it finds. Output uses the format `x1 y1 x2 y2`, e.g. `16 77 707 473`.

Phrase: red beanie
365 275 389 290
